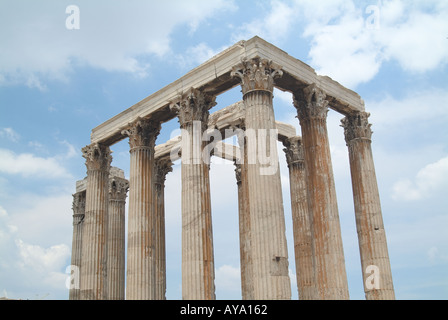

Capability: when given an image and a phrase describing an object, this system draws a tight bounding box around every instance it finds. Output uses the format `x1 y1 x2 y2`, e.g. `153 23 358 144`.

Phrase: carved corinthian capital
121 117 161 150
82 143 112 172
109 177 129 201
231 57 283 96
234 162 242 185
340 111 373 144
293 84 329 122
154 157 173 189
72 192 86 224
283 136 304 168
170 88 216 128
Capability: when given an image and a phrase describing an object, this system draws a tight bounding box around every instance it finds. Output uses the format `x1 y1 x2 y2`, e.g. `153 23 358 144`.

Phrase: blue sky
0 0 447 300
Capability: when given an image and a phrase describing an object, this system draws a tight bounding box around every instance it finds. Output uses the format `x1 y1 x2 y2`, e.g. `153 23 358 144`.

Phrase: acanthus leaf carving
341 111 372 144
170 88 216 128
109 177 129 201
82 143 112 172
121 117 161 150
154 157 173 189
72 191 86 224
233 161 242 184
293 84 329 122
283 136 304 168
231 57 283 96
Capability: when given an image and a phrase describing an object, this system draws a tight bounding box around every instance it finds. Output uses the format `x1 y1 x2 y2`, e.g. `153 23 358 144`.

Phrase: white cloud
8 194 73 247
297 0 448 88
25 74 48 91
0 128 20 142
297 1 380 88
0 237 70 299
0 205 13 245
386 211 448 266
0 201 71 299
215 264 241 296
16 239 70 274
306 15 381 88
0 0 235 88
57 140 78 160
392 156 448 201
176 43 225 69
28 141 47 153
0 148 72 179
0 205 7 218
427 246 448 264
366 89 448 128
274 88 294 107
231 0 296 43
294 0 353 29
378 0 448 72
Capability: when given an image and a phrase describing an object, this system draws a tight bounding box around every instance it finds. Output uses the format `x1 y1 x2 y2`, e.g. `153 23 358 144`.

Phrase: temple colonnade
69 37 394 300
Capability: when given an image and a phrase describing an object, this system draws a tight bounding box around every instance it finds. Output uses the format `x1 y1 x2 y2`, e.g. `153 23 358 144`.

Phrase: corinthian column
80 143 112 300
283 136 316 300
293 84 349 300
154 158 173 300
170 88 216 300
107 169 129 300
341 112 395 300
231 58 291 300
69 189 85 300
122 117 161 300
235 129 254 300
234 161 253 300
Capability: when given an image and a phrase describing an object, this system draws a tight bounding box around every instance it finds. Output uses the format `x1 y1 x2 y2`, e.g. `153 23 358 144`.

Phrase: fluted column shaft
341 112 395 300
234 158 254 299
171 88 216 300
235 129 254 300
80 143 112 300
107 176 128 300
154 158 173 300
232 58 291 300
283 136 316 300
294 84 349 300
122 118 160 300
69 191 85 300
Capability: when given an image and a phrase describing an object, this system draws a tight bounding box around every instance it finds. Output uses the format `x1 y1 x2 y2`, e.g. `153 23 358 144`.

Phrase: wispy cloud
57 140 77 160
176 42 224 69
0 128 20 142
392 156 448 201
0 0 236 88
297 0 448 88
0 148 72 179
367 88 448 127
215 264 241 298
0 204 71 299
231 0 296 44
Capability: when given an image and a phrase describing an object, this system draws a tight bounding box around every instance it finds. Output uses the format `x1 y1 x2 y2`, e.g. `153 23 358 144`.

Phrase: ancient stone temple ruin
69 36 394 300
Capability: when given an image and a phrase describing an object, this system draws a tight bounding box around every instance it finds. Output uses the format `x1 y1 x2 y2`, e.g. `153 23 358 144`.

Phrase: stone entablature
90 36 364 146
